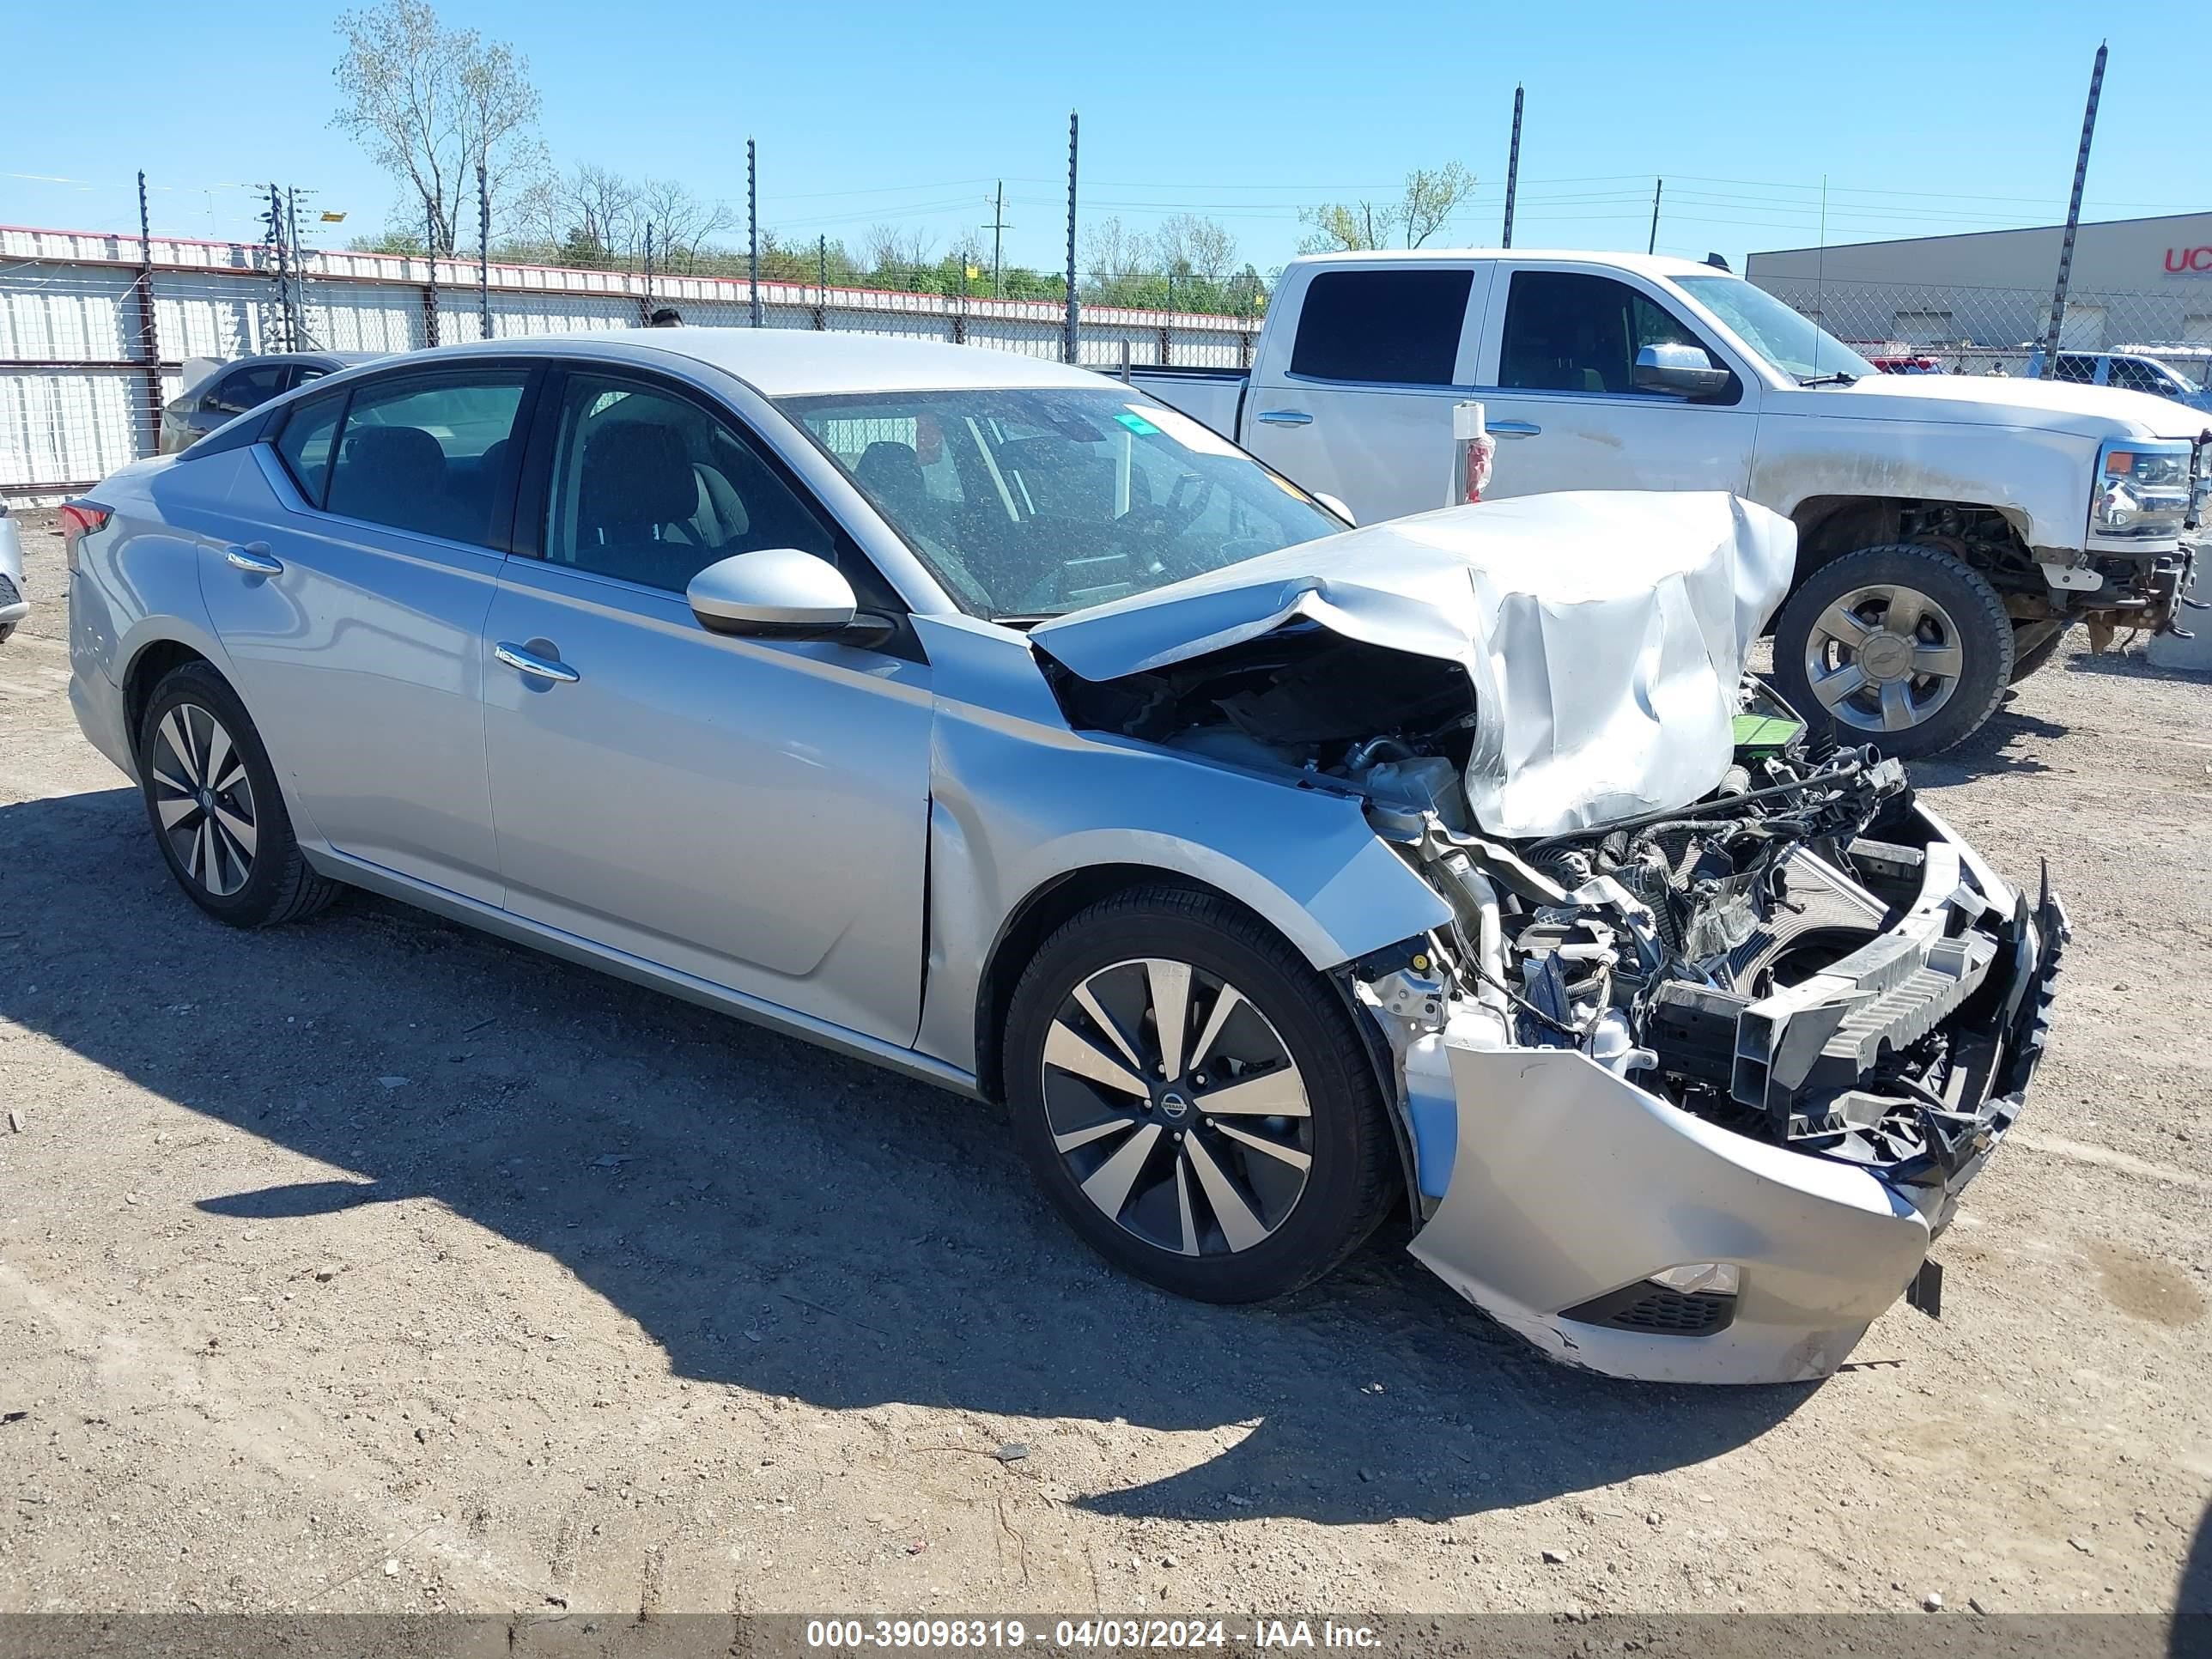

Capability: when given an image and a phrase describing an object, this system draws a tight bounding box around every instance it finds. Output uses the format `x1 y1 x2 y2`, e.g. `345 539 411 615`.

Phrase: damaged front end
1030 494 2065 1382
1353 699 2067 1383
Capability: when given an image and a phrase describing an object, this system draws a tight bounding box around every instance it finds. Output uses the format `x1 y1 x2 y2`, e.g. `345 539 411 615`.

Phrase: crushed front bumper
1406 819 2067 1385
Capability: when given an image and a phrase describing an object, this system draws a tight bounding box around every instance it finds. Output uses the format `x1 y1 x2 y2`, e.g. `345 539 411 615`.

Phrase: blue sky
6 0 2208 273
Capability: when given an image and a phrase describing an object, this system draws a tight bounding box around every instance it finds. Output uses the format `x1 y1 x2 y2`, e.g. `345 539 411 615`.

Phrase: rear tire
1769 544 2013 759
137 662 341 928
1004 887 1395 1304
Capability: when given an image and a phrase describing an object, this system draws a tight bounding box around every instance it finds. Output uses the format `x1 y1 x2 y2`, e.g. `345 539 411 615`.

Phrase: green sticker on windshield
1115 411 1160 435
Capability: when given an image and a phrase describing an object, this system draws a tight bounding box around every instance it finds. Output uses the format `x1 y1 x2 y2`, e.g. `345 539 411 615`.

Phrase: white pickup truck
1133 251 2208 756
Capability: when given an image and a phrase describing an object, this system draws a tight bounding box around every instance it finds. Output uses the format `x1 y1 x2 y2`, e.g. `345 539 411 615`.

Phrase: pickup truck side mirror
1633 343 1732 399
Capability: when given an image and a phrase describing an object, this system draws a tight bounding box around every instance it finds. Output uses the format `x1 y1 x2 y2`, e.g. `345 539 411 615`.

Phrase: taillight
58 501 110 572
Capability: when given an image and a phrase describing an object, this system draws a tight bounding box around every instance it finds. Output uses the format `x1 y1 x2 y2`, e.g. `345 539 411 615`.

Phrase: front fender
1750 416 2095 555
909 614 1452 1075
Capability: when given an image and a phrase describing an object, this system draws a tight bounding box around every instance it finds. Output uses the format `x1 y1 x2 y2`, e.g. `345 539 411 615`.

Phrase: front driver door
1474 264 1760 500
482 367 932 1046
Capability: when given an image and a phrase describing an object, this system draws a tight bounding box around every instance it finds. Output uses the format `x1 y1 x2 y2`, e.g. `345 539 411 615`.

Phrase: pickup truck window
1288 269 1471 386
1498 272 1709 396
1673 274 1878 384
782 387 1345 622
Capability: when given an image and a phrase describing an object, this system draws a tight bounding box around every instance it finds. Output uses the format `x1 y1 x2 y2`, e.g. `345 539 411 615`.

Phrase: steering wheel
1122 474 1217 573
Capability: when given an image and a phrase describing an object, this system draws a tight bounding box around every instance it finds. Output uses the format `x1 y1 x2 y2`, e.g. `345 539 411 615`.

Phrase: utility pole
1500 84 1523 248
477 157 491 340
642 221 654 315
1647 178 1662 255
817 234 830 331
747 137 763 327
983 180 1006 298
1063 112 1079 364
2038 40 2107 377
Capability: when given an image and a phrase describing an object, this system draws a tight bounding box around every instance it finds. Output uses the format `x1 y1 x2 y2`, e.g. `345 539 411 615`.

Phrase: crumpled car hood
1032 490 1796 840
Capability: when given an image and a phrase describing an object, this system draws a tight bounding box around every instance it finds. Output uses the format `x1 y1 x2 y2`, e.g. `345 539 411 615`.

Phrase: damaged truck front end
1031 492 2066 1384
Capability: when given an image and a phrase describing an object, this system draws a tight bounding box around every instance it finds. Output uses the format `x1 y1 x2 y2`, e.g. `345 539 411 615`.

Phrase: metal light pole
2037 41 2107 377
1647 179 1662 255
1063 112 1079 364
1500 84 1523 248
747 138 763 327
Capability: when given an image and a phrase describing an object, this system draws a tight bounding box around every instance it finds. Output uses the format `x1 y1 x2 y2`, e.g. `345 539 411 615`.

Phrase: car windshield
779 387 1347 622
1674 274 1879 384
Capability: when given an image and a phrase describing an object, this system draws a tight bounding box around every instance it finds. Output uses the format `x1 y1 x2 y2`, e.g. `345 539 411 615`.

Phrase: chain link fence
1750 275 2212 386
1 225 1263 501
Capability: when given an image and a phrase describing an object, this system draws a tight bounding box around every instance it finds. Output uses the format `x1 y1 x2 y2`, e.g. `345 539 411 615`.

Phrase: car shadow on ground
0 787 1811 1527
1904 702 2064 786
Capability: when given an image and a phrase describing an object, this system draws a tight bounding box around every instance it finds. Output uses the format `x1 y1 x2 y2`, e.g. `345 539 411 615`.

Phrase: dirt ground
3 503 2210 1625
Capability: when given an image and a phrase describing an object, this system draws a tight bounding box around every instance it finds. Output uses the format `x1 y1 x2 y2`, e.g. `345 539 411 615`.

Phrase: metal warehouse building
1746 211 2212 364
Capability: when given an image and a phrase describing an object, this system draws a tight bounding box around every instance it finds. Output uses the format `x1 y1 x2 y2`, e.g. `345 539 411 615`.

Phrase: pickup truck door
1240 262 1493 524
1471 263 1761 502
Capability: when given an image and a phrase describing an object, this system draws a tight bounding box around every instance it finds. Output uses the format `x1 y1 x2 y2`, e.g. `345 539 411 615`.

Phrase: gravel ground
2 504 2209 1622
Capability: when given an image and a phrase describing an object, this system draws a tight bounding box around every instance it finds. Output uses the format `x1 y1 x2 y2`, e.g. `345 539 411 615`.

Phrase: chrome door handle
225 543 283 575
1255 409 1313 427
494 641 580 684
1488 420 1542 438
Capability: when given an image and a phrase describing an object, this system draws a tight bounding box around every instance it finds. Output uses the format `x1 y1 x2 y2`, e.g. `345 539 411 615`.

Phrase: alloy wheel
149 702 258 897
1802 582 1966 733
1040 957 1312 1258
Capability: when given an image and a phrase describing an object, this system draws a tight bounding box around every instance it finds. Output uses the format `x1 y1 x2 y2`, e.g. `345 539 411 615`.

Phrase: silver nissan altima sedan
64 331 2064 1383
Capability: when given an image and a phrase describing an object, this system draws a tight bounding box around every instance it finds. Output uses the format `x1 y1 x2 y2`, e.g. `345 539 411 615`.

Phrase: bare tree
861 222 939 277
1081 216 1146 287
563 164 645 265
637 177 736 272
1152 213 1237 281
332 0 541 254
1298 163 1478 253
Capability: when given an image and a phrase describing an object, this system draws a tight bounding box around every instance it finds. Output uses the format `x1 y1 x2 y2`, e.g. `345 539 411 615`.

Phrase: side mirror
1632 343 1732 398
201 394 240 416
1314 492 1356 526
687 548 863 641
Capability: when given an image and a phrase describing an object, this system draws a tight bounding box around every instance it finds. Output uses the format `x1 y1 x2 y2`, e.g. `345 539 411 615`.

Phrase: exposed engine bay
1050 635 2050 1194
1030 495 2064 1381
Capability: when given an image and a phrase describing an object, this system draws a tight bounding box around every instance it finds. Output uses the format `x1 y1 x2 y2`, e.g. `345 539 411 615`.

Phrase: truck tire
1770 544 2014 759
2009 620 2073 684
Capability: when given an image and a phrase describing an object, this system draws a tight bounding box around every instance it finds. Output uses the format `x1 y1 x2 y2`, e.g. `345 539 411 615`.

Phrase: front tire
1004 888 1396 1304
1769 544 2014 758
137 662 340 928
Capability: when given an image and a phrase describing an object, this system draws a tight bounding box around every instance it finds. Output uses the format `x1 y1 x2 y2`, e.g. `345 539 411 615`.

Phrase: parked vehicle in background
62 331 2065 1384
159 352 386 454
1868 354 1947 374
0 502 25 643
1133 251 2208 757
2028 347 2212 417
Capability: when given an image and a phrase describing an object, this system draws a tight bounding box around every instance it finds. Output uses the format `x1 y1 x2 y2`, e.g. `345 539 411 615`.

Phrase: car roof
402 328 1109 398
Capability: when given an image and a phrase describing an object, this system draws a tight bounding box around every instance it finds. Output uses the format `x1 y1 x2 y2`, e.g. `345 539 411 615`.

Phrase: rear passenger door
1473 264 1760 501
198 364 537 905
1243 263 1490 523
